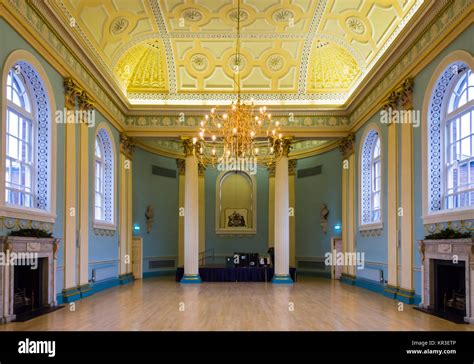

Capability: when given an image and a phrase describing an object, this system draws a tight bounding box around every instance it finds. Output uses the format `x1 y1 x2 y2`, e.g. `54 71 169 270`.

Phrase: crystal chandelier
194 0 283 167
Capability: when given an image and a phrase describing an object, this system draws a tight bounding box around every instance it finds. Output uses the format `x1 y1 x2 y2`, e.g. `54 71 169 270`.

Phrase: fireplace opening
13 257 47 316
434 259 466 320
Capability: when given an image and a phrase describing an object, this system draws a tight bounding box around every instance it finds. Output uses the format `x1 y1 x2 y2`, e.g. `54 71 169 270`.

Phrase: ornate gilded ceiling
47 0 424 106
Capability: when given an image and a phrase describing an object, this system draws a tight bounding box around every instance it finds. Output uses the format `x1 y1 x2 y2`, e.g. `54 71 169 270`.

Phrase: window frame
92 124 116 231
421 50 474 225
0 51 57 224
5 70 37 209
359 124 384 232
441 69 474 210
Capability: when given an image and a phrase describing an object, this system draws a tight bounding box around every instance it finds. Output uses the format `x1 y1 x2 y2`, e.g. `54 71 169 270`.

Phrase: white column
62 78 80 302
181 139 201 283
339 134 356 282
272 139 293 284
289 160 297 268
198 163 206 263
119 134 135 283
78 93 93 294
399 80 415 303
386 111 399 297
268 163 275 248
177 159 185 267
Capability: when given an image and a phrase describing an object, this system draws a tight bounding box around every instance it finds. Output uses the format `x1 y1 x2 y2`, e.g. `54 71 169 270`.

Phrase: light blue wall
132 149 178 272
353 26 474 295
0 19 65 293
296 148 342 258
87 115 121 284
205 166 269 262
0 19 124 293
354 116 389 283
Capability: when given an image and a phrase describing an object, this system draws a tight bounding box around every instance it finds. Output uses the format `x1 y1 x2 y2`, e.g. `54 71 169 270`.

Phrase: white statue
320 203 329 234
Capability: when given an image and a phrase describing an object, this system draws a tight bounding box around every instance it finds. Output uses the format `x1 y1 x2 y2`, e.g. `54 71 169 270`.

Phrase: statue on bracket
145 205 154 234
320 203 329 234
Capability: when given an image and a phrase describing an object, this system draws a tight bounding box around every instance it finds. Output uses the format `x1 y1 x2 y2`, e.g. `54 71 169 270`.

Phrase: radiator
358 267 383 282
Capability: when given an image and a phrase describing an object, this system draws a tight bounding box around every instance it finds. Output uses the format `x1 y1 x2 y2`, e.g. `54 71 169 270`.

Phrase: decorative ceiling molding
1 0 470 161
39 0 425 106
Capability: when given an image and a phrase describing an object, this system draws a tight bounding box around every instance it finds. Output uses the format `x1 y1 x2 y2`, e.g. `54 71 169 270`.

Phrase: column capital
383 78 414 112
176 159 185 175
398 78 414 109
339 133 355 159
198 162 206 176
120 133 136 160
63 77 82 108
273 137 292 157
78 90 94 111
267 162 275 177
288 159 297 176
182 137 201 157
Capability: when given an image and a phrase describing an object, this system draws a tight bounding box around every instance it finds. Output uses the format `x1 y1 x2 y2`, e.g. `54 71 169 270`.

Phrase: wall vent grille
148 260 175 269
151 165 176 178
297 165 322 178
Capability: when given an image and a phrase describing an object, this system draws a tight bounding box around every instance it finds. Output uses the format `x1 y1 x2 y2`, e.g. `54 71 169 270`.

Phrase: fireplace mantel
418 238 474 324
0 236 60 323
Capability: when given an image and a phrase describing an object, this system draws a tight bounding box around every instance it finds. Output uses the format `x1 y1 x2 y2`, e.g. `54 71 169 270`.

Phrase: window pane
95 137 102 158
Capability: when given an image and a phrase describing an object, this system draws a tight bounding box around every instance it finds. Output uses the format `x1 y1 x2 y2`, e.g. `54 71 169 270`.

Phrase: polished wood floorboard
1 276 472 331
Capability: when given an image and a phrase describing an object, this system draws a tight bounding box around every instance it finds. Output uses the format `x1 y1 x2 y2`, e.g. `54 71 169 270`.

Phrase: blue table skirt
176 267 296 282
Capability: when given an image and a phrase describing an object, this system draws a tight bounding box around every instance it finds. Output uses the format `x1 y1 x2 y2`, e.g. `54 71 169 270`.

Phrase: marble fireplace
0 236 59 323
419 238 474 323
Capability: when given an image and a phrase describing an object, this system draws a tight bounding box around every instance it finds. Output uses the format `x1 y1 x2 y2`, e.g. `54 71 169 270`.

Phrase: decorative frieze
0 217 53 233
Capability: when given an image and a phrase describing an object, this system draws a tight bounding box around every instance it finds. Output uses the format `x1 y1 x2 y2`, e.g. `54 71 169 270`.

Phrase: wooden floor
1 276 472 331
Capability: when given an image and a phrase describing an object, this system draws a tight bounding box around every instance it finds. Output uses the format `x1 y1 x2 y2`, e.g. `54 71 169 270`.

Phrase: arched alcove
216 170 256 235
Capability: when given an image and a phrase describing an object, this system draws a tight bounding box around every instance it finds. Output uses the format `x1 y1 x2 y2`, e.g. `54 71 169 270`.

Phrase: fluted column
181 139 202 283
272 138 293 284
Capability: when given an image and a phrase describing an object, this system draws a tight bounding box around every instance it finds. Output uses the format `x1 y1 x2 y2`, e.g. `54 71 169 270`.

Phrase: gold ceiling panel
49 0 424 106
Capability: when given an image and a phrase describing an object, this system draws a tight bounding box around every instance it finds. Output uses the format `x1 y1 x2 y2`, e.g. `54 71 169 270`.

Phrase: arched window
444 69 473 209
423 53 474 224
360 128 382 228
5 68 34 207
1 53 56 223
94 127 115 225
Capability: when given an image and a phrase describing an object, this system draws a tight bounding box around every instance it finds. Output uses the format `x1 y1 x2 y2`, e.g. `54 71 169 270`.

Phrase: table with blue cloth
176 266 296 282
